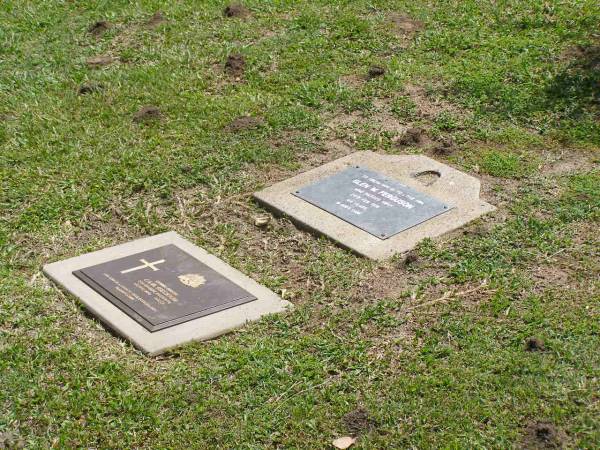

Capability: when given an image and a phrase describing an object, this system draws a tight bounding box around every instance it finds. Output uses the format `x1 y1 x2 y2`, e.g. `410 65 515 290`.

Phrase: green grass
1 0 599 448
478 150 537 178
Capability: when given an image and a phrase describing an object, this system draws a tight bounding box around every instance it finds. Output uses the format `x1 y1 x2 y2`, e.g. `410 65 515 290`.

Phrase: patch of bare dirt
327 102 407 139
326 87 467 154
570 222 600 249
396 129 457 156
86 55 117 68
372 99 411 133
350 264 412 303
522 422 567 449
403 84 464 119
133 105 163 123
476 172 521 209
340 74 363 88
343 408 376 436
542 151 597 175
546 158 588 175
269 136 355 172
326 111 362 130
321 140 355 159
146 11 167 28
225 53 246 77
268 129 303 148
387 13 424 37
224 4 251 18
190 202 327 304
88 20 111 37
106 23 141 54
530 264 571 292
227 116 264 132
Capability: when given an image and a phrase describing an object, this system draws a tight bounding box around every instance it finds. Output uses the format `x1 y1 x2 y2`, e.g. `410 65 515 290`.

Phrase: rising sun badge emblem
178 273 206 288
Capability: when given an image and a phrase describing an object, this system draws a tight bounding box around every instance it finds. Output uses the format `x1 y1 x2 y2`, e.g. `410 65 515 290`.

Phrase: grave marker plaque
73 244 257 332
293 166 451 239
253 152 496 260
43 232 291 355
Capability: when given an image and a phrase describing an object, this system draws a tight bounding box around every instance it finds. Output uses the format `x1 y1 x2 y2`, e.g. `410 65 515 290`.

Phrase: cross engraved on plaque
120 258 166 274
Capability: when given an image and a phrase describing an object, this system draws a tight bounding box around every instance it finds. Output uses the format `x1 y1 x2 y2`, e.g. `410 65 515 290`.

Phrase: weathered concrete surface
254 151 495 260
44 232 292 355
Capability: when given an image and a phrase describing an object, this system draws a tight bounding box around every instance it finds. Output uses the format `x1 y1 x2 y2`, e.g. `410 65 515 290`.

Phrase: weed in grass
390 96 418 121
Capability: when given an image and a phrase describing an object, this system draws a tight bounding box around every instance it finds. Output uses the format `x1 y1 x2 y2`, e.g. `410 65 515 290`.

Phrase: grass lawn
1 0 599 448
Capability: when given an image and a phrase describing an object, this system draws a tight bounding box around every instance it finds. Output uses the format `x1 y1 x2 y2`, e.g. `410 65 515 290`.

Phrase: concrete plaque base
254 152 495 260
44 232 292 355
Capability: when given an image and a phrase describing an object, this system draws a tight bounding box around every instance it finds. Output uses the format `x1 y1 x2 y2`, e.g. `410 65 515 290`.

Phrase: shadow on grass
542 41 600 143
546 43 600 115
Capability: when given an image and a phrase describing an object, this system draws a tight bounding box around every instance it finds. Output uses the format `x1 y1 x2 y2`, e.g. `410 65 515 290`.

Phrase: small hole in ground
413 170 441 186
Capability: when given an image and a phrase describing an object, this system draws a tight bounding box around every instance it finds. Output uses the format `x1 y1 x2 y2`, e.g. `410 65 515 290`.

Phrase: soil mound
522 422 566 449
525 337 546 352
88 20 111 37
86 56 116 68
397 127 425 147
146 11 168 28
227 116 264 132
343 408 375 436
133 106 163 123
78 83 104 95
225 53 246 77
224 4 250 18
367 66 385 79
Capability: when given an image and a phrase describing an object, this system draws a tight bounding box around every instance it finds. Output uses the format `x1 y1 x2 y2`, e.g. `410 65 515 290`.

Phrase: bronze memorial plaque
73 244 257 332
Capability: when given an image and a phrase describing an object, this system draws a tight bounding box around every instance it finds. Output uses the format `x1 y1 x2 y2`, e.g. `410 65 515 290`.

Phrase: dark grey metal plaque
73 244 256 332
293 167 451 239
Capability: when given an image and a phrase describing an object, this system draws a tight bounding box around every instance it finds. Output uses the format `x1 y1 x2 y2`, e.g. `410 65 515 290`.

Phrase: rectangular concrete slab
43 232 292 355
254 152 495 260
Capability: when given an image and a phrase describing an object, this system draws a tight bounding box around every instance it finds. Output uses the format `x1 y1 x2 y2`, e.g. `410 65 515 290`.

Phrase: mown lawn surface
1 1 599 448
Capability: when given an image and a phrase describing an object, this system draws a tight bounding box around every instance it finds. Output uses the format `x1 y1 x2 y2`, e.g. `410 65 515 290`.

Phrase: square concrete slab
43 232 292 355
254 151 495 260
